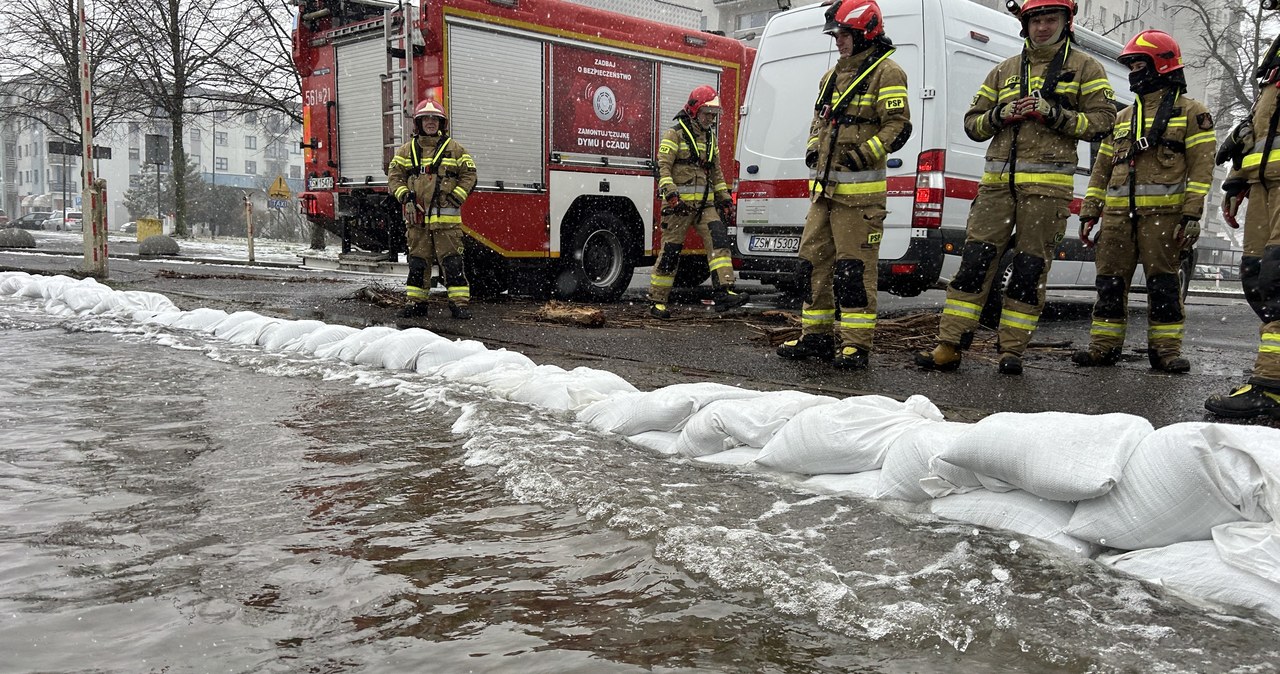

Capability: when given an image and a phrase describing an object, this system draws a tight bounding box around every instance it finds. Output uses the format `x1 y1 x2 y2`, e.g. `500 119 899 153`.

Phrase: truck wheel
566 212 634 301
673 256 711 288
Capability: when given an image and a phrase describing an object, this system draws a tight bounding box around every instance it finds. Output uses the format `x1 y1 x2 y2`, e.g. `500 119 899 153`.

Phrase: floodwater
2 296 1279 674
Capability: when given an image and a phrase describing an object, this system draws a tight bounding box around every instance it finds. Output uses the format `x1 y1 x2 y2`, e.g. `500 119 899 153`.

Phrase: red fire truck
292 0 753 300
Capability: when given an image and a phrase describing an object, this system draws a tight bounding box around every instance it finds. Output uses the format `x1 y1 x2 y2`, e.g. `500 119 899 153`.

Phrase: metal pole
244 192 255 262
79 0 106 277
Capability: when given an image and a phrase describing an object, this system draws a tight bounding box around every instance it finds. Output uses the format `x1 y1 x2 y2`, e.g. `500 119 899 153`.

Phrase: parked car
42 211 83 232
0 208 8 226
10 211 52 230
119 221 137 234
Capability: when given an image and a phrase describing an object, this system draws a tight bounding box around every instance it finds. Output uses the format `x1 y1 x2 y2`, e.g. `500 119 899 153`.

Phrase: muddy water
1 298 1278 673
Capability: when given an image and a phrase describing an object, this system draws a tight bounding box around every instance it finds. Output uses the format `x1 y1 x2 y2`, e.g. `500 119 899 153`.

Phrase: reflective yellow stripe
709 256 732 272
839 312 876 329
981 172 1074 187
1000 309 1039 331
406 285 429 300
867 136 886 159
447 286 470 300
452 186 468 199
657 177 675 189
1242 149 1280 169
1086 187 1105 199
809 180 887 195
1103 194 1184 208
1091 320 1126 337
1149 323 1184 339
1098 143 1114 157
426 214 463 225
1262 333 1280 354
942 298 981 320
714 182 729 193
650 274 674 288
395 186 410 199
802 309 836 327
1074 112 1088 136
976 85 997 102
1186 182 1210 195
1184 131 1215 148
1081 78 1113 95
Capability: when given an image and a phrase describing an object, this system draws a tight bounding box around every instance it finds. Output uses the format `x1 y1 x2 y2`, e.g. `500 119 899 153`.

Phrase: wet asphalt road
1 230 1270 429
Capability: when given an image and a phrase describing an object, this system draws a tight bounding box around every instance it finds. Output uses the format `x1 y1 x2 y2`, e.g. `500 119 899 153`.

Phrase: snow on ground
4 269 1280 622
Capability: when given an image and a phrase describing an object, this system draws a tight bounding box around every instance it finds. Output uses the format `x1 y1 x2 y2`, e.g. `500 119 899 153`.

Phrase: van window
742 53 834 160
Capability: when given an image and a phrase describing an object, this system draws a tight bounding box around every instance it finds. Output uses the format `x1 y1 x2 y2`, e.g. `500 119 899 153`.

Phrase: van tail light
911 148 946 229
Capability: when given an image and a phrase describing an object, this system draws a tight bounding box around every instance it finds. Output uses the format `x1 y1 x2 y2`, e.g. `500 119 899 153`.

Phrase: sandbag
353 328 442 371
287 324 360 354
802 471 883 499
315 326 399 362
1067 423 1272 551
430 350 535 380
219 316 283 345
259 320 327 351
507 367 637 411
210 311 266 338
169 308 230 331
754 395 942 475
875 421 970 502
413 339 488 372
694 447 762 466
930 489 1096 557
1213 521 1280 585
576 383 763 435
939 412 1151 502
626 430 681 455
1100 540 1280 619
673 390 837 458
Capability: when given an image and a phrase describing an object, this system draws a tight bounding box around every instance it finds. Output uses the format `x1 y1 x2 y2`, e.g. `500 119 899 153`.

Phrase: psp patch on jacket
1197 112 1215 130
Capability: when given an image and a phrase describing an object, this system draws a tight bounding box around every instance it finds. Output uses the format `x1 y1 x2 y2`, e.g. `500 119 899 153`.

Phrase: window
245 135 257 150
215 157 228 171
128 147 140 160
736 10 776 32
215 131 228 147
243 111 257 124
189 154 200 168
245 160 257 174
289 165 301 179
189 128 201 142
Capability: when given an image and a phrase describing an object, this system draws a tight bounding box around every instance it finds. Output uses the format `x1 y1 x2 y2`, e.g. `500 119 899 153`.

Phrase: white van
731 0 1162 302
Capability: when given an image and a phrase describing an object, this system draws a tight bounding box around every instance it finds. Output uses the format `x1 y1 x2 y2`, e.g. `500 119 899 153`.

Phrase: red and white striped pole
79 0 107 277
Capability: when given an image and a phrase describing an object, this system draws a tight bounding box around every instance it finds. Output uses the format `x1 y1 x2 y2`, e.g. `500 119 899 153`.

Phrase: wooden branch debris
531 301 607 328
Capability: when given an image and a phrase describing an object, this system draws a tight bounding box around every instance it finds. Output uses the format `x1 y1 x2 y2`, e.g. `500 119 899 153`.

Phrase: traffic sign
267 198 290 210
268 175 291 199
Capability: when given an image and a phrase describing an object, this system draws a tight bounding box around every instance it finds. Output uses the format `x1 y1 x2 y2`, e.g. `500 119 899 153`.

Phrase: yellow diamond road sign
268 176 291 199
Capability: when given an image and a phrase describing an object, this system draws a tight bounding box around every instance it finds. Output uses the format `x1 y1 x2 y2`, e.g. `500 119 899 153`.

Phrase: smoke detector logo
592 85 621 122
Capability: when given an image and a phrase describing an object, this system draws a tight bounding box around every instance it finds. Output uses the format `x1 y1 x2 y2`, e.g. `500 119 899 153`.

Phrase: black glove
1078 216 1100 248
845 145 871 171
804 148 818 169
715 198 734 223
1223 179 1248 229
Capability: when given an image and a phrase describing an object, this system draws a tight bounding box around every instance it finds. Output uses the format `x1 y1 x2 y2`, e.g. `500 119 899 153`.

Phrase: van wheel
674 256 711 288
566 211 634 301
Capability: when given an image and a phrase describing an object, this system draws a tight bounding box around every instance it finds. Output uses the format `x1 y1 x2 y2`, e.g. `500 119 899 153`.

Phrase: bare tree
0 0 143 145
1077 0 1161 38
209 0 303 125
114 0 286 237
1167 0 1280 122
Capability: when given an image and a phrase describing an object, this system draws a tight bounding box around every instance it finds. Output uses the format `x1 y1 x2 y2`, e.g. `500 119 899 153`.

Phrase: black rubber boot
398 302 430 319
1072 346 1121 367
776 333 835 361
1149 351 1190 373
713 287 750 312
833 344 870 370
998 353 1023 375
649 302 671 319
915 343 961 371
448 303 472 320
1205 384 1280 419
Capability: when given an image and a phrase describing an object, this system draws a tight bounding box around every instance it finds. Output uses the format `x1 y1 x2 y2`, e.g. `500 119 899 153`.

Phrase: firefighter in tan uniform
387 99 478 320
1073 31 1215 373
648 86 749 319
1206 5 1280 419
916 0 1116 375
774 0 912 370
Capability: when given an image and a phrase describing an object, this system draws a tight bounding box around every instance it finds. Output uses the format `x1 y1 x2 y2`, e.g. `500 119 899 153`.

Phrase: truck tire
673 256 711 288
565 211 634 301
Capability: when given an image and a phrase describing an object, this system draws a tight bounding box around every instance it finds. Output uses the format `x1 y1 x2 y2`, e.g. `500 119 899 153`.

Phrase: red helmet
1015 0 1076 35
1119 30 1183 74
683 85 722 117
822 0 884 41
413 99 448 131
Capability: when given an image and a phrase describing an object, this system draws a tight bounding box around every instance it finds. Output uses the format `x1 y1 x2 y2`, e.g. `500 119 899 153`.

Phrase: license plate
748 235 801 253
307 176 334 190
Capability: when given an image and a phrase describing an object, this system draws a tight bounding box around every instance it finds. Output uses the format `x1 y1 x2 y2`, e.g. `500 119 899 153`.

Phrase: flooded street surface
3 296 1280 673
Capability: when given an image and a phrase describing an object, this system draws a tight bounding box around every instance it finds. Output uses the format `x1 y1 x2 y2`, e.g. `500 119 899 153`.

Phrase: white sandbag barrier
6 270 1280 621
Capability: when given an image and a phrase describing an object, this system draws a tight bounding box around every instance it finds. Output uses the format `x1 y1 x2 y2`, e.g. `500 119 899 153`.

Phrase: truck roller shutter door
659 65 720 128
448 25 544 191
335 39 388 183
